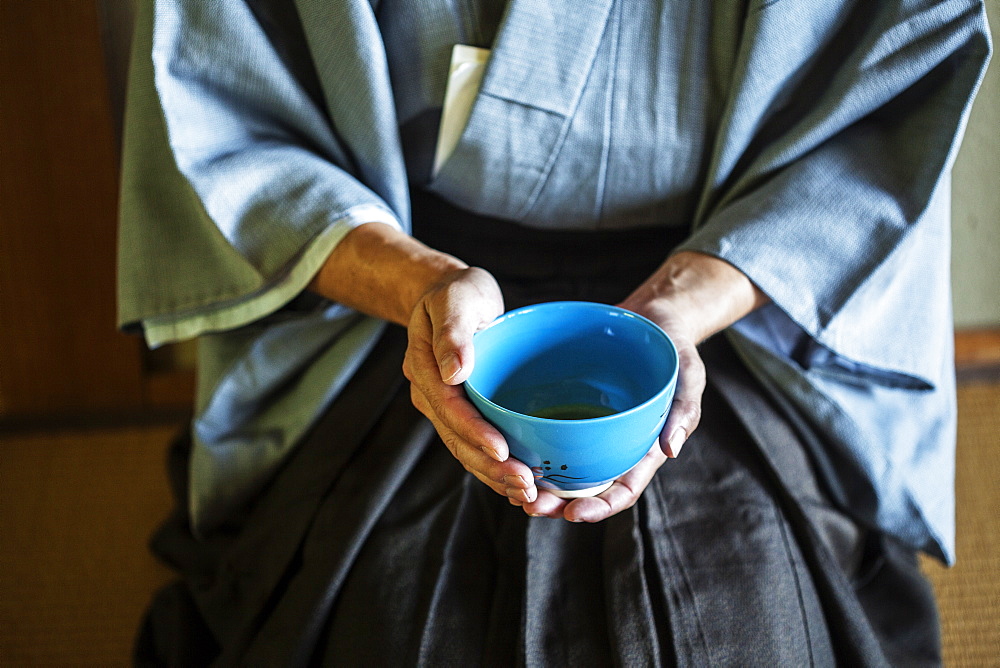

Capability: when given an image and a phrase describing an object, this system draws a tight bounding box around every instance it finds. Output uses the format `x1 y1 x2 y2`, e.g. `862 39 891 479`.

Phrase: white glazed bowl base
543 481 615 498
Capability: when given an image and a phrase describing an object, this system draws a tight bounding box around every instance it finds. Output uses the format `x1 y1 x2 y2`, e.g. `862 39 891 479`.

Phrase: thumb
659 339 705 458
425 271 502 385
432 306 483 385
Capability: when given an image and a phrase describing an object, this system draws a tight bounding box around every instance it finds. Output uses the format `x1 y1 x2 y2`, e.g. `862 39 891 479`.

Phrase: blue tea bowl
465 301 678 497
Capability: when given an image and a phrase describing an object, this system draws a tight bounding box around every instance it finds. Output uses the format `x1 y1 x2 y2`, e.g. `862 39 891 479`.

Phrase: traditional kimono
119 1 991 665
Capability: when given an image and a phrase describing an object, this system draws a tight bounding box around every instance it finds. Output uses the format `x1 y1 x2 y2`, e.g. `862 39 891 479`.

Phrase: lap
138 326 941 668
270 336 885 666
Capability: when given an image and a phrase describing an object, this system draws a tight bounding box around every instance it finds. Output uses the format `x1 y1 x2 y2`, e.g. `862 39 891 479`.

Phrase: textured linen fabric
117 0 991 561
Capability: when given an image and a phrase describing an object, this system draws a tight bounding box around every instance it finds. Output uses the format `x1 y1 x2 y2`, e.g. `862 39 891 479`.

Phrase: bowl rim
464 301 679 424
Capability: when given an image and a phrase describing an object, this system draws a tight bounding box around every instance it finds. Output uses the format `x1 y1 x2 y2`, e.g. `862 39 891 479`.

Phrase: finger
408 374 510 462
562 444 668 522
410 385 502 470
506 485 537 504
464 453 533 498
405 305 512 463
470 462 538 503
660 339 705 458
521 489 569 518
411 386 535 497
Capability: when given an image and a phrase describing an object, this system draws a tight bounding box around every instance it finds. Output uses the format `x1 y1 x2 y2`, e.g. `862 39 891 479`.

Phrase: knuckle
483 461 506 485
406 311 428 342
433 322 464 354
471 470 505 496
675 397 701 423
437 429 463 459
425 392 448 419
679 400 702 432
409 386 430 415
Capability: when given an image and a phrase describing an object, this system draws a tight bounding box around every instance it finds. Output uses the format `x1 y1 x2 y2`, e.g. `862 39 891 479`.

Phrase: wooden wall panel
0 0 145 417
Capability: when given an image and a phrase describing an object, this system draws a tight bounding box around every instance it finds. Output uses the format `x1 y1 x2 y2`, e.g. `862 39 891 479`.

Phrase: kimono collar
482 0 616 115
292 0 617 224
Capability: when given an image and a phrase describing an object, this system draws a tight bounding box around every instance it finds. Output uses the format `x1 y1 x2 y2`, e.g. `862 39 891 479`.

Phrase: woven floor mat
921 382 1000 667
1 384 997 665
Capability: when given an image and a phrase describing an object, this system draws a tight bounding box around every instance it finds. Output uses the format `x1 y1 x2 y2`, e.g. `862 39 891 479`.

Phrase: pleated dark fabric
136 192 941 667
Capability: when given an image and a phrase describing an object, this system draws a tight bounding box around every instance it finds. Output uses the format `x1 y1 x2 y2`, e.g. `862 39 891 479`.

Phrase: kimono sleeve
117 0 405 347
678 0 991 385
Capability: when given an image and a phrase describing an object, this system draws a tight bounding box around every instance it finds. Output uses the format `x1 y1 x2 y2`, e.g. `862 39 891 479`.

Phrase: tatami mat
0 384 997 665
0 425 177 665
921 381 1000 667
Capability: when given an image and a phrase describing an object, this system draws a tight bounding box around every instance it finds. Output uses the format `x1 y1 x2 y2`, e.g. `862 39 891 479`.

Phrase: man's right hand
309 222 536 505
403 267 538 504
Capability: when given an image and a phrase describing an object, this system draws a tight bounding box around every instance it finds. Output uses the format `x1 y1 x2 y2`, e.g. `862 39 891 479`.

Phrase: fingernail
507 487 535 503
568 518 584 523
439 352 461 382
667 427 687 459
482 445 505 462
529 513 545 518
503 474 528 488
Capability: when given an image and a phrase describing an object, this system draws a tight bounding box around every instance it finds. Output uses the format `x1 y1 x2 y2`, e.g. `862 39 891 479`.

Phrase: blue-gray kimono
119 0 990 573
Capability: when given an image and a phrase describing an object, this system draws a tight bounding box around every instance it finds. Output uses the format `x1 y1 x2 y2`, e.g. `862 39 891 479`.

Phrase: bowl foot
545 481 614 498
